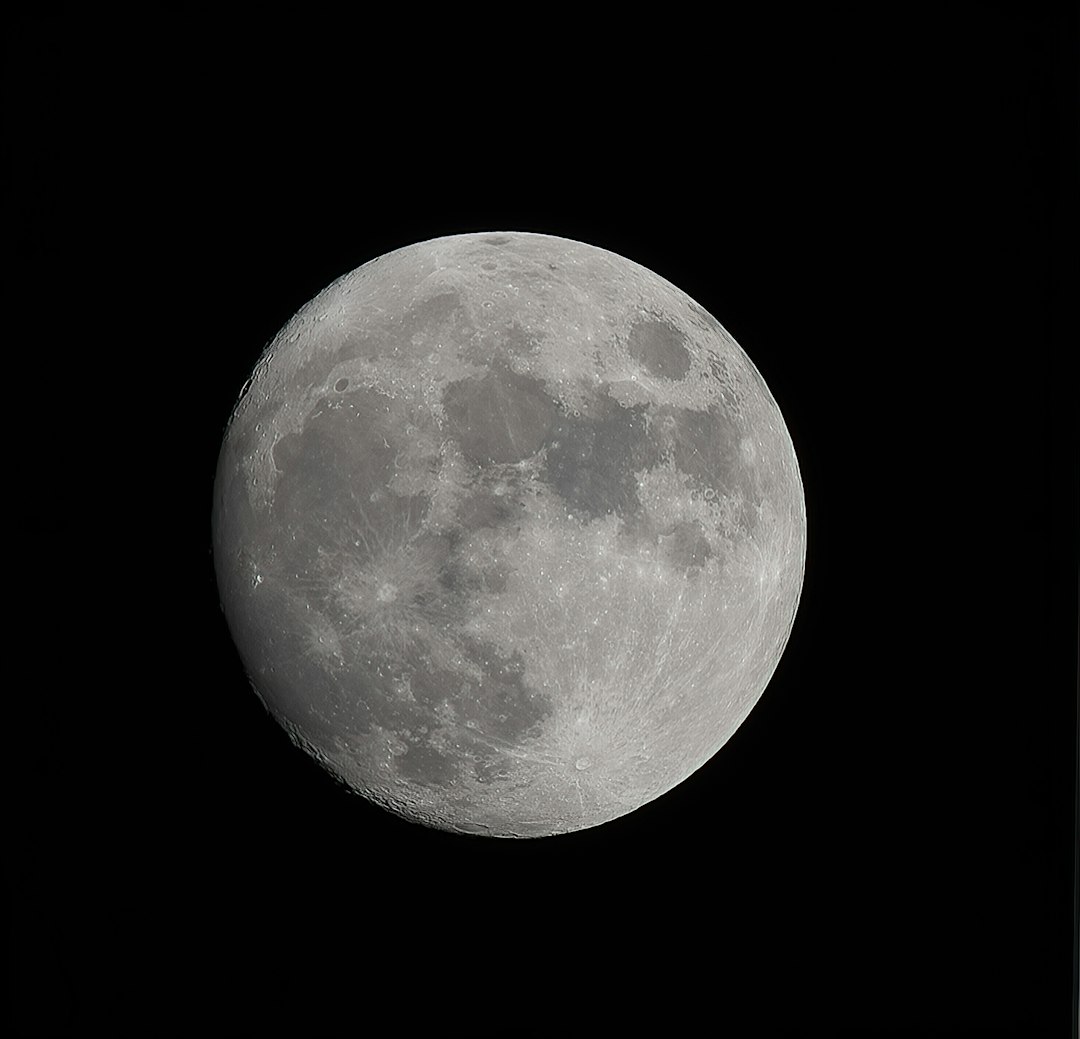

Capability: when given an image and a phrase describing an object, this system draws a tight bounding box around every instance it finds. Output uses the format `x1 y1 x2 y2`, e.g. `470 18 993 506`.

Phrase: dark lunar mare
219 350 763 785
218 374 561 790
542 393 654 522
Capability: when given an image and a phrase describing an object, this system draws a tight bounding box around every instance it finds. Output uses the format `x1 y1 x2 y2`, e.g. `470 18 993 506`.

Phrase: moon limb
213 232 806 837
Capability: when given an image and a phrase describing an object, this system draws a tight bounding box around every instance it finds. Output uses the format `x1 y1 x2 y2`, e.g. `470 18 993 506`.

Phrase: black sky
7 6 1077 1035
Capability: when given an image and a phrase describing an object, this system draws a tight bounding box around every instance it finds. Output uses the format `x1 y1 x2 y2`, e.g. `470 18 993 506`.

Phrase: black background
7 5 1077 1036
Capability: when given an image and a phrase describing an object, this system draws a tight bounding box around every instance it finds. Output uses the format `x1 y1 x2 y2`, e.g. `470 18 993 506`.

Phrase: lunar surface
212 232 806 837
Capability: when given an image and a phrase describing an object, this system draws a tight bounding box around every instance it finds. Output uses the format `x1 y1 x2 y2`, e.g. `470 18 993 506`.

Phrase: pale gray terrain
212 233 806 836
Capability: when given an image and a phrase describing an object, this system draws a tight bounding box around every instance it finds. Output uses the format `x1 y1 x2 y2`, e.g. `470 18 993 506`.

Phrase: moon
212 232 806 837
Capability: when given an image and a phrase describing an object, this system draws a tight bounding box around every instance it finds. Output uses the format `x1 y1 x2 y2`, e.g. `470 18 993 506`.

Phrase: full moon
212 232 806 837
